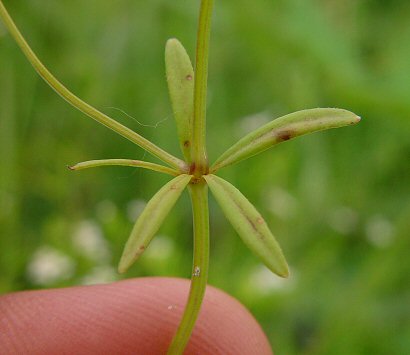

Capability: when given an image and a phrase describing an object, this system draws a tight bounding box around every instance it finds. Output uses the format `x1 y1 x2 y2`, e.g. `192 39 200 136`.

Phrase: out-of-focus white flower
27 246 75 286
265 186 297 220
72 220 110 262
328 206 359 235
143 235 175 261
127 199 146 222
236 111 270 139
96 199 117 222
81 266 117 285
365 215 394 248
248 265 296 295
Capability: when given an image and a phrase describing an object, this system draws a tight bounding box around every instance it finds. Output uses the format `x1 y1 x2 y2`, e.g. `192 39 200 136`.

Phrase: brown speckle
190 176 202 184
256 217 264 224
276 130 293 142
135 246 146 257
67 165 75 171
184 140 190 148
189 162 196 175
186 74 193 81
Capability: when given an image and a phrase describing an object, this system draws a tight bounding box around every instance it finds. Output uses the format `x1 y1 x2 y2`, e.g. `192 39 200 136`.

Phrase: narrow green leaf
0 2 187 171
204 174 289 277
165 38 194 162
211 108 361 171
68 159 179 176
118 174 191 273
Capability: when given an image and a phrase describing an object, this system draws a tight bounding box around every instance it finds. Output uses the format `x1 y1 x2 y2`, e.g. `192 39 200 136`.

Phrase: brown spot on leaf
184 140 190 148
186 74 193 81
190 177 201 184
189 162 196 175
276 130 293 142
67 165 75 171
135 245 145 257
256 217 264 224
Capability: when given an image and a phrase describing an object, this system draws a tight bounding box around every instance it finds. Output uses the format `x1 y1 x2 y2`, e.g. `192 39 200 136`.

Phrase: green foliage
212 108 360 171
1 1 409 354
165 38 194 162
118 174 191 274
205 174 289 277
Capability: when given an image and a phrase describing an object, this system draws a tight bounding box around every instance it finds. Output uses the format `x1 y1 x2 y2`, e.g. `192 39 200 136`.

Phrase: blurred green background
1 0 409 353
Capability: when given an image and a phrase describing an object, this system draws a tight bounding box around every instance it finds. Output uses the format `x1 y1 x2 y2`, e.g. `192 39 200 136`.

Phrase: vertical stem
192 0 214 176
168 1 214 352
168 181 209 354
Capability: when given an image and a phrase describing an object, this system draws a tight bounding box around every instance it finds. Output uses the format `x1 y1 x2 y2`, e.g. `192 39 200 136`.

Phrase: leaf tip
267 258 290 278
278 264 290 278
166 37 174 46
117 265 127 274
340 109 361 125
117 255 128 274
67 165 76 171
166 37 182 51
117 254 133 274
118 244 147 274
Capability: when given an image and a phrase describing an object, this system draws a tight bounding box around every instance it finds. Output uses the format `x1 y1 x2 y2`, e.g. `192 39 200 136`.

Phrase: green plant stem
0 1 187 172
68 159 180 176
192 0 214 176
168 181 209 354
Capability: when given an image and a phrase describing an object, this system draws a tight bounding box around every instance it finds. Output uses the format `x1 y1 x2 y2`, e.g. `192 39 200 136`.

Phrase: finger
0 277 273 355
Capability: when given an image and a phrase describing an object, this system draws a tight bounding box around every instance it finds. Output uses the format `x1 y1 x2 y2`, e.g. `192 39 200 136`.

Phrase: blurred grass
1 0 409 353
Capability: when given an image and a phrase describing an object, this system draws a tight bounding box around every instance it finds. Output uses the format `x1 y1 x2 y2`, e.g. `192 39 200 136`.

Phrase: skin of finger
0 277 273 355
